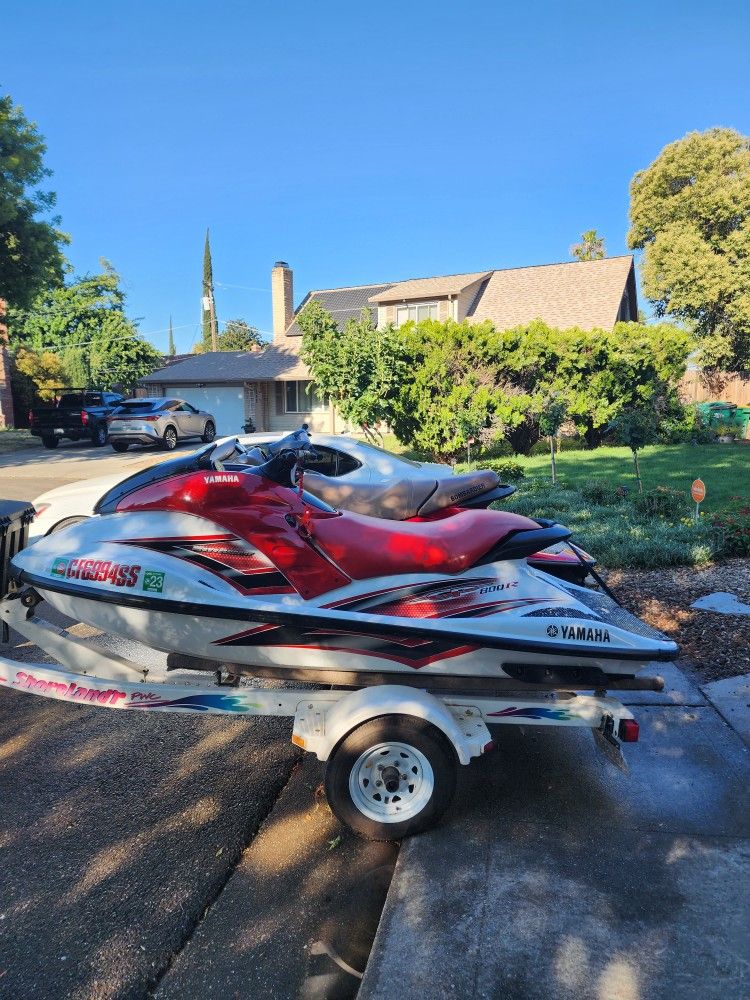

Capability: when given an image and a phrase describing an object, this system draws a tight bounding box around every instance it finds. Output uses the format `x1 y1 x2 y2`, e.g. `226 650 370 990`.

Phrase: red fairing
311 508 538 579
115 470 539 595
115 471 351 599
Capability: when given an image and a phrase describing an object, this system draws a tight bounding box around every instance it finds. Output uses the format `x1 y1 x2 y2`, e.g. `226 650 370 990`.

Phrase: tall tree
628 128 750 378
7 261 162 389
168 316 175 356
299 301 408 430
570 229 606 261
216 318 265 351
201 229 218 351
0 93 69 310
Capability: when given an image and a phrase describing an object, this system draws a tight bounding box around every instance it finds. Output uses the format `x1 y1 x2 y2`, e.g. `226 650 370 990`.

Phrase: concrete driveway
361 664 750 1000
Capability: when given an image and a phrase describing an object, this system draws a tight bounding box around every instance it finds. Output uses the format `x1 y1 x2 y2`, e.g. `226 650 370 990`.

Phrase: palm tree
570 229 606 261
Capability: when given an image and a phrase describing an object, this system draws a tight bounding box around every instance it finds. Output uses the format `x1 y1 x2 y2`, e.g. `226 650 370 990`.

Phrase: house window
395 302 439 326
284 380 328 413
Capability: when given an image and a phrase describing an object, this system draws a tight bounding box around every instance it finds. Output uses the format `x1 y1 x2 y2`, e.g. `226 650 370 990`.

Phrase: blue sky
4 0 749 353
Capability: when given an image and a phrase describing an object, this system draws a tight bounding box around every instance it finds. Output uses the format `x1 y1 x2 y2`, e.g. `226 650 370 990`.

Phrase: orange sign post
691 479 706 521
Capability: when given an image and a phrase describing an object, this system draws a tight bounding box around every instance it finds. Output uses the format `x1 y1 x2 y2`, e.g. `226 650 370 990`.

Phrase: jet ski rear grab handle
1 591 644 771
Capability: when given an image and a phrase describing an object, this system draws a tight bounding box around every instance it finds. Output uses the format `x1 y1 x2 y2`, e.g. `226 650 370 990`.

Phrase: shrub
502 480 719 568
658 403 714 445
580 478 619 505
632 486 689 520
712 498 750 556
454 458 525 480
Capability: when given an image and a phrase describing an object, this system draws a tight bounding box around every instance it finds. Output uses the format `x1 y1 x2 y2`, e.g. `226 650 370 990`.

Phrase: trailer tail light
618 718 639 742
81 410 89 425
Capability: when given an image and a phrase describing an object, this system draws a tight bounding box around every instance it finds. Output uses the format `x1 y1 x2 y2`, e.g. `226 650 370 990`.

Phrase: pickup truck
29 389 125 449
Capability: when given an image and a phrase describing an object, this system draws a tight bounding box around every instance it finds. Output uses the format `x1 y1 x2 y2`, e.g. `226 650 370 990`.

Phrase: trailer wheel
324 715 457 841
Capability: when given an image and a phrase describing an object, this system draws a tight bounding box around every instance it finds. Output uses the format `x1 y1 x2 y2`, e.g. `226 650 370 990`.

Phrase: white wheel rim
349 741 434 824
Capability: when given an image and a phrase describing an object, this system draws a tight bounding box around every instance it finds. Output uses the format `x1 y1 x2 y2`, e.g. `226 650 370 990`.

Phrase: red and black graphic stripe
213 579 554 668
213 620 479 669
112 534 293 594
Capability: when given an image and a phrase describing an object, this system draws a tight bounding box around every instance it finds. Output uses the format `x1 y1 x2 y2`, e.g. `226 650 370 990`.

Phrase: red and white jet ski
0 428 675 839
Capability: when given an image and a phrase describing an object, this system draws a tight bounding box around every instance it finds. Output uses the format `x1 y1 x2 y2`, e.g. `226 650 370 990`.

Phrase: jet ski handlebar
211 425 318 488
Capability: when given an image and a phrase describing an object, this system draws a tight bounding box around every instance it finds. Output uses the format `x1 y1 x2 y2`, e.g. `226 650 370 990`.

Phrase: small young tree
609 404 660 493
539 394 568 484
168 316 176 356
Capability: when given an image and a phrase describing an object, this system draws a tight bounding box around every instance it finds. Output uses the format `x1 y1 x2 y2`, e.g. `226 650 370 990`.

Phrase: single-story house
138 256 638 436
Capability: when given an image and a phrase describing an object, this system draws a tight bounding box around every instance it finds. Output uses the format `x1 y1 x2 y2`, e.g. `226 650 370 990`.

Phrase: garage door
171 385 246 438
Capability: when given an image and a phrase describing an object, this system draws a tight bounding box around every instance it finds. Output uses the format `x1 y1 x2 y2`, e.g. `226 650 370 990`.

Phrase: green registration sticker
142 570 165 593
51 558 69 577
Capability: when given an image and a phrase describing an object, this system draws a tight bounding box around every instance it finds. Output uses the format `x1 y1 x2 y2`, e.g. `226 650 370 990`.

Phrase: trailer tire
324 715 457 841
42 435 59 449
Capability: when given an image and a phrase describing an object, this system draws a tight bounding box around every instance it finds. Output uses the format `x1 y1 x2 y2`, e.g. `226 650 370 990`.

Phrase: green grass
0 428 36 455
516 443 749 512
382 436 749 512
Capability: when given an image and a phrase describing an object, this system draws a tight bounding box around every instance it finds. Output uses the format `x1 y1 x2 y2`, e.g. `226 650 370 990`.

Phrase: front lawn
0 428 36 455
514 443 748 512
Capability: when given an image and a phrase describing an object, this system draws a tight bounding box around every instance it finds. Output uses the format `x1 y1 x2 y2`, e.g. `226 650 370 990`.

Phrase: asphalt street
0 618 302 1000
0 441 397 999
0 438 185 502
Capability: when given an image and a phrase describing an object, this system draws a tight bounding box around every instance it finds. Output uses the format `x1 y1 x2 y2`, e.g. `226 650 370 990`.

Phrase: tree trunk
583 418 604 449
549 436 557 485
632 448 643 493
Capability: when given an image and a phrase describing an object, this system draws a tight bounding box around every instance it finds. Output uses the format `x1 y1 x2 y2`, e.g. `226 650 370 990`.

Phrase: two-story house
139 256 638 437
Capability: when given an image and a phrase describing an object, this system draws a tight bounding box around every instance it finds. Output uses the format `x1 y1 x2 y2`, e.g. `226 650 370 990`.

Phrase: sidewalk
360 663 750 1000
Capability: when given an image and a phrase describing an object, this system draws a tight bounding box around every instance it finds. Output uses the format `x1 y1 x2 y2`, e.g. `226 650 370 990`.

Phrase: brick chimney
272 261 294 344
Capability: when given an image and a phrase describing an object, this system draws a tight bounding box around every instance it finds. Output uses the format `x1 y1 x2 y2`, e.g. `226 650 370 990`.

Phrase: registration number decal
49 558 141 587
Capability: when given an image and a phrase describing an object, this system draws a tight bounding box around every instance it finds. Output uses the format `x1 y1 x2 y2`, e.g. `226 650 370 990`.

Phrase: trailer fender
293 684 492 765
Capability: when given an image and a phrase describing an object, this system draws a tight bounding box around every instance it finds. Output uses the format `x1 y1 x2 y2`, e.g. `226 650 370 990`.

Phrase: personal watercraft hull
13 510 678 684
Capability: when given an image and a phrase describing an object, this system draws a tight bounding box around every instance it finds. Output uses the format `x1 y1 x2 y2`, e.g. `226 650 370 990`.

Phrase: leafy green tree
539 394 568 484
608 403 661 493
300 302 408 430
14 347 67 400
556 321 692 447
386 319 502 459
168 316 175 356
628 127 750 377
570 229 606 261
217 318 265 351
0 93 69 309
7 261 162 389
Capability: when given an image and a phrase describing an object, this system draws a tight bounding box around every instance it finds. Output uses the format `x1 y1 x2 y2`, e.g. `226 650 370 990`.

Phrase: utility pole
209 293 218 352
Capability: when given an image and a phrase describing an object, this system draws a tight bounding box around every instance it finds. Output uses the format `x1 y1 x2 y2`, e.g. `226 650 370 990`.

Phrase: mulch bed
604 558 750 683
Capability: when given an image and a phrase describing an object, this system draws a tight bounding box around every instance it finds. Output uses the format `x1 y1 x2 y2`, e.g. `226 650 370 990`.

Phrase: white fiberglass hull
13 511 677 681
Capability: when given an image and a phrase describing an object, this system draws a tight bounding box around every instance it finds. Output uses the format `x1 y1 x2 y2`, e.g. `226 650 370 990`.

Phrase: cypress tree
202 229 215 350
168 315 175 356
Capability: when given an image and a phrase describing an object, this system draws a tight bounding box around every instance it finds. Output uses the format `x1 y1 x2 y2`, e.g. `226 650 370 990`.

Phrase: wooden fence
680 371 750 407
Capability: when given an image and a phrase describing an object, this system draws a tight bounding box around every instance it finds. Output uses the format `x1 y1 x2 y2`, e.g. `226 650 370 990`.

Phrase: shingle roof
368 271 490 303
139 346 310 385
284 284 392 337
466 256 634 331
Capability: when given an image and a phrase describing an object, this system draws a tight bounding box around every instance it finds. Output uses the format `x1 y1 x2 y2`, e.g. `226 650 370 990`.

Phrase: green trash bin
735 406 750 437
